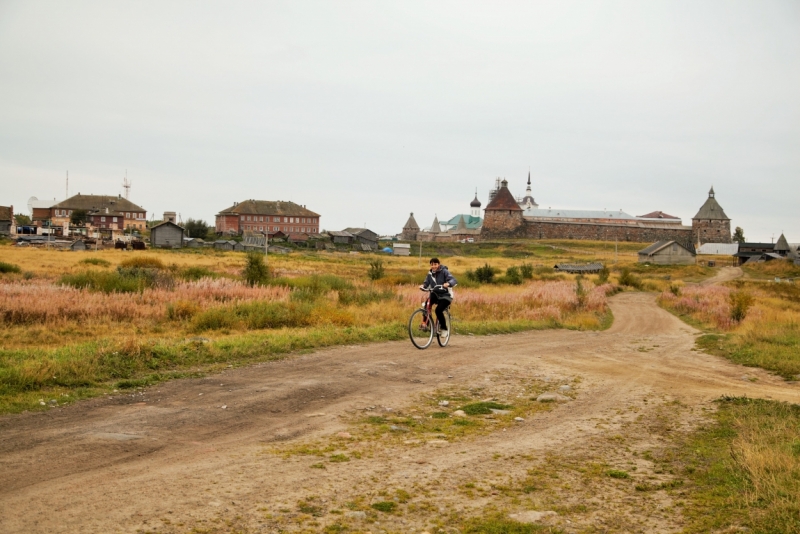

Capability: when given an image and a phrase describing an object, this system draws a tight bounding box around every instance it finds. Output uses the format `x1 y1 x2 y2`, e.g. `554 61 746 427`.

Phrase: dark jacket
422 266 457 301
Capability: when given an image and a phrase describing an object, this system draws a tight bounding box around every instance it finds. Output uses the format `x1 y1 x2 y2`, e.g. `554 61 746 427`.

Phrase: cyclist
421 257 457 333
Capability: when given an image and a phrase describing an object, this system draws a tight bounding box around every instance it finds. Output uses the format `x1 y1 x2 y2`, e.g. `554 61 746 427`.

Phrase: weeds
617 268 642 289
119 256 165 270
0 261 22 274
367 259 385 280
79 258 111 267
243 252 271 286
729 290 753 323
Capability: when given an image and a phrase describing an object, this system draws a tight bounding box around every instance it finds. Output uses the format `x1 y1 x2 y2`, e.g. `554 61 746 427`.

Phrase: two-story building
48 194 147 234
215 200 320 236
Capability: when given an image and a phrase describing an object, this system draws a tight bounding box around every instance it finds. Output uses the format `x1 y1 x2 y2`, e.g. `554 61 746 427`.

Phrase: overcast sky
1 1 798 240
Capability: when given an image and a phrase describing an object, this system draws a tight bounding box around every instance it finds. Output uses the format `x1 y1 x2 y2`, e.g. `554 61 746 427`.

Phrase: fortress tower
691 187 732 244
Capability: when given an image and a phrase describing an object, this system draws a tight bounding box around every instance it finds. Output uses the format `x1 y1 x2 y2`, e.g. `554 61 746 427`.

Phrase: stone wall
692 219 731 244
481 211 693 243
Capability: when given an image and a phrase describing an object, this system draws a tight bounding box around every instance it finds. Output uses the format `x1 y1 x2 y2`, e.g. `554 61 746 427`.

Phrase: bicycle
408 285 451 349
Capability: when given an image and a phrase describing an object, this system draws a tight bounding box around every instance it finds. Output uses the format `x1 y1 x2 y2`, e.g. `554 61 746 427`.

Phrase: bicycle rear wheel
408 308 434 349
436 309 452 347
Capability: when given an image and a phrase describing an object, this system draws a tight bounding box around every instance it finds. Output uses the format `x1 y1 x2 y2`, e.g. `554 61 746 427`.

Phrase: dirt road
1 291 796 533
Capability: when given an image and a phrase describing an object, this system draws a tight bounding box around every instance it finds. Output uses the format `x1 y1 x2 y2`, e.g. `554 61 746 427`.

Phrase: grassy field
0 241 650 413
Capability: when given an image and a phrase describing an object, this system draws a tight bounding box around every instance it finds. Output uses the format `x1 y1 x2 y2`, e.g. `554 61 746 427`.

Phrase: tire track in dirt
0 291 797 533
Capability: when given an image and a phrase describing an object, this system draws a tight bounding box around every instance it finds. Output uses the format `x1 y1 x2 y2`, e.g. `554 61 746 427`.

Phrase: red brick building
215 200 320 236
49 194 147 232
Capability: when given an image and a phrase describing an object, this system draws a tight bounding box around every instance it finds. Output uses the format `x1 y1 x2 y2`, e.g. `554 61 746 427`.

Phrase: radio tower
122 170 131 200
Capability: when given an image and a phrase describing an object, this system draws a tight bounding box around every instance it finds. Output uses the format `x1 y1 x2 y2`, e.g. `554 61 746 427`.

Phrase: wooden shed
214 240 234 251
232 241 244 252
638 240 695 265
393 243 411 256
70 239 87 251
150 221 185 248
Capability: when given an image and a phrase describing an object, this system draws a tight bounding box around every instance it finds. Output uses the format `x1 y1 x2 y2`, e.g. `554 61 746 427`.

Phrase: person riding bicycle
420 257 457 333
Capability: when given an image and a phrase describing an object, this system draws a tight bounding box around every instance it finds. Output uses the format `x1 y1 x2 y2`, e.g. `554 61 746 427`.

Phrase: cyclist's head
429 258 440 270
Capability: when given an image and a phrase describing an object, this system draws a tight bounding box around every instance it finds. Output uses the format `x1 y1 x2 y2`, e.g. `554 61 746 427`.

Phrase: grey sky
1 1 798 241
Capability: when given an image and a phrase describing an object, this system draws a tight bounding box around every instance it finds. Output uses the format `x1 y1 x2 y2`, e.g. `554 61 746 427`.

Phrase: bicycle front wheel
436 309 452 347
408 308 434 349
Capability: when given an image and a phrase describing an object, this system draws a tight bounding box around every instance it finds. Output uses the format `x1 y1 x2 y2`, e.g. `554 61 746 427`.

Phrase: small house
214 240 234 251
150 221 185 248
70 239 87 251
288 233 309 246
0 205 13 235
343 228 379 248
329 230 355 245
232 241 244 252
185 237 205 248
638 241 695 265
735 243 775 265
393 243 411 256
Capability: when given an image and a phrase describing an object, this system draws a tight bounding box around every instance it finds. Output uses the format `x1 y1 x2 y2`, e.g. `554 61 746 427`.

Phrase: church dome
470 194 481 208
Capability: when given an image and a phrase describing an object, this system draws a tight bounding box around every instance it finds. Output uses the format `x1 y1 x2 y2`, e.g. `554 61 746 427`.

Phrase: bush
0 261 21 274
729 290 753 322
60 271 146 293
504 266 523 285
520 263 534 279
167 300 200 320
618 268 642 289
367 259 385 280
669 284 681 297
79 258 111 267
180 266 217 281
461 401 510 415
243 252 271 286
371 501 396 513
120 256 165 270
596 265 610 285
575 275 588 308
474 263 495 284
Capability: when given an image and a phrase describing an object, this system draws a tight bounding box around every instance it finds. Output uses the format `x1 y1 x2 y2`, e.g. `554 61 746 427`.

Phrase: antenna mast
122 169 131 200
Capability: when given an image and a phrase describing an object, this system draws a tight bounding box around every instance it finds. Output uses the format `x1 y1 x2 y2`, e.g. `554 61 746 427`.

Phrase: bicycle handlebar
420 284 445 292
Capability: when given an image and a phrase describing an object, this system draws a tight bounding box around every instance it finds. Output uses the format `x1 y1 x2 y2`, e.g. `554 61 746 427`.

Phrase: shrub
504 266 523 285
474 263 495 284
120 256 165 270
367 259 385 280
243 252 271 286
575 275 588 309
520 263 534 279
596 265 610 285
0 262 21 274
79 258 111 267
180 266 217 281
729 290 753 323
60 271 146 293
167 300 200 320
618 268 642 289
669 284 681 297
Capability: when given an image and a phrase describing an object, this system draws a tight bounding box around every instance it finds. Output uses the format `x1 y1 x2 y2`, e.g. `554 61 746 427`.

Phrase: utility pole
418 241 422 268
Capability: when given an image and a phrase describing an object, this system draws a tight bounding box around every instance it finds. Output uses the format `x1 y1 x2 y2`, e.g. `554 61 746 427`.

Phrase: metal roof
638 240 695 256
524 208 637 219
217 199 319 217
443 214 482 229
698 243 739 255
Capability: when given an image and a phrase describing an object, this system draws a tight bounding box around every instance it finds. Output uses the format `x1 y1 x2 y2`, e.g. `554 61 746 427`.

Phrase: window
259 226 263 231
241 216 245 221
126 212 130 218
247 216 251 221
283 217 288 223
113 217 117 222
101 216 106 222
259 216 263 222
274 226 278 231
274 216 279 222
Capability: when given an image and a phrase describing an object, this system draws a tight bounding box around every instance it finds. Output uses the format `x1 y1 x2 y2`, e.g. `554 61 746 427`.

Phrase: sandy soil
1 289 797 534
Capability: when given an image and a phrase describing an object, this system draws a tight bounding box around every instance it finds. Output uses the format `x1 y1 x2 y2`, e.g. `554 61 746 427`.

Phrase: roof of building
698 243 739 255
403 212 420 230
288 233 309 241
150 220 185 231
444 214 482 230
525 208 638 219
430 216 441 233
0 205 12 221
740 242 775 249
485 181 524 211
470 192 481 208
639 240 695 256
53 194 145 213
343 228 378 239
637 211 680 220
692 187 729 220
329 230 355 238
774 233 790 252
217 199 319 217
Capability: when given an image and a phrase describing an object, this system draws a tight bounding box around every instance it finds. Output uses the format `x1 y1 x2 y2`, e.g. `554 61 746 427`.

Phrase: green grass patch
606 469 630 479
461 401 511 415
697 330 800 380
370 501 396 513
